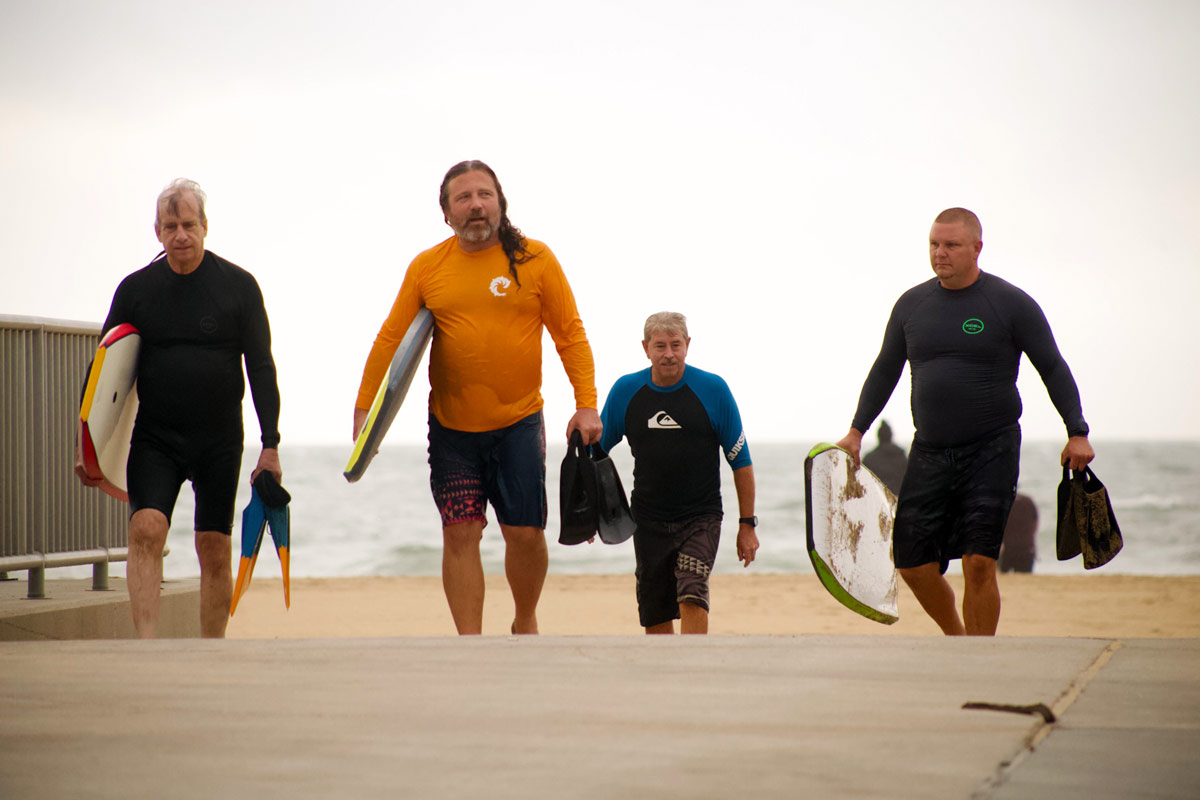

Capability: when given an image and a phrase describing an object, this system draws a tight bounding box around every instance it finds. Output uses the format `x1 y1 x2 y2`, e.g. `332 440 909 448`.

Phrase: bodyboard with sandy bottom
804 442 899 624
79 323 140 502
345 308 434 482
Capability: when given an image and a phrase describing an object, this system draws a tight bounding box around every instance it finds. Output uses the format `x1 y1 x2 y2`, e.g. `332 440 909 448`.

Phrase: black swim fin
253 470 292 509
592 446 635 545
1057 465 1123 569
558 430 599 545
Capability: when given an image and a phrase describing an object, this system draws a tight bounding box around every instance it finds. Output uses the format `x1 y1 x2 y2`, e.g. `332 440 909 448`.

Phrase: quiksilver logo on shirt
489 276 511 297
962 318 984 334
726 431 746 462
648 412 681 429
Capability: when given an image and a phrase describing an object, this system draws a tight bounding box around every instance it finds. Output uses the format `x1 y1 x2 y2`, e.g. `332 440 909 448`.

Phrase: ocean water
61 440 1200 581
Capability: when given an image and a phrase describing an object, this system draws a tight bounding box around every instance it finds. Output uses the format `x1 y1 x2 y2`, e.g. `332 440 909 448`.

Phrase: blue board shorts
427 411 547 529
126 424 243 535
893 425 1021 572
633 513 722 628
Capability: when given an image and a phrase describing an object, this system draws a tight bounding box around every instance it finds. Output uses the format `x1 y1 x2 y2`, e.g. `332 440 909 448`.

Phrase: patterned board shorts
427 411 547 529
632 513 722 628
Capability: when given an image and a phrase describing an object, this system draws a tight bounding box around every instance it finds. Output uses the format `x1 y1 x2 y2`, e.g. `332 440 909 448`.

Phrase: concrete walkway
1 635 1196 799
0 577 200 640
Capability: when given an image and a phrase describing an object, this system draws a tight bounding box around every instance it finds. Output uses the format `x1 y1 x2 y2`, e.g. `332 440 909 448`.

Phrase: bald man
835 208 1092 636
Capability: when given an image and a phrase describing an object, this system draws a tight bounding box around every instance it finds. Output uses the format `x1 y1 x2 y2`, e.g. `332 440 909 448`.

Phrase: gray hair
643 311 689 342
155 178 207 230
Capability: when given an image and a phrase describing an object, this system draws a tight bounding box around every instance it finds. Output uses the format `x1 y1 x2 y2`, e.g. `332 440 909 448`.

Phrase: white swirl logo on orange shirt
489 276 511 297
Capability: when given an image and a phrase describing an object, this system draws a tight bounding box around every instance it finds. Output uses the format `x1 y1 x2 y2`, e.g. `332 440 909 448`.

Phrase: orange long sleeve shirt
356 236 598 432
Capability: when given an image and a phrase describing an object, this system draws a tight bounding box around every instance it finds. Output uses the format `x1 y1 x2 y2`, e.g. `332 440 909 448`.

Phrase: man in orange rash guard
354 160 602 635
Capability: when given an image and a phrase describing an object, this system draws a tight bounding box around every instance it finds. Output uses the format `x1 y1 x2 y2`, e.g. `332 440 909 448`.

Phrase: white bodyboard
805 443 899 624
80 324 140 502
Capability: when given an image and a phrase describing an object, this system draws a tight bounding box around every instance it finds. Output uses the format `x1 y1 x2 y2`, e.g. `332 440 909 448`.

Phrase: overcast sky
3 0 1197 448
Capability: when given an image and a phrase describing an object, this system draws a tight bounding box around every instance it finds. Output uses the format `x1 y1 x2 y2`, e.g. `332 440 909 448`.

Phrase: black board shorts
126 424 243 535
893 425 1021 572
633 513 722 628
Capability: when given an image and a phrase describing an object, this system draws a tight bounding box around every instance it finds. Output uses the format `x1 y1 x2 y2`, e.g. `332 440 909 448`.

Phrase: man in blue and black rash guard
600 312 758 634
74 179 282 639
836 207 1093 637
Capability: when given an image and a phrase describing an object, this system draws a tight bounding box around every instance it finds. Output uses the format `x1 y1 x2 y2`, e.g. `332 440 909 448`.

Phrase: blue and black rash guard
600 365 751 523
851 272 1088 448
102 251 281 448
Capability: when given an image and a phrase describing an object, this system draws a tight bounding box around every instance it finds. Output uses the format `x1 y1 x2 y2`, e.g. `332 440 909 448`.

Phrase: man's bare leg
899 563 966 636
127 509 168 638
500 525 547 634
679 602 709 634
645 621 674 634
442 521 485 635
961 554 1001 636
195 530 232 638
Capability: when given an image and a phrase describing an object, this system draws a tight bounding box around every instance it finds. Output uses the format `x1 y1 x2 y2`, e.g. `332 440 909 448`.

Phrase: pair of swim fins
1056 464 1123 570
230 471 292 616
559 430 635 546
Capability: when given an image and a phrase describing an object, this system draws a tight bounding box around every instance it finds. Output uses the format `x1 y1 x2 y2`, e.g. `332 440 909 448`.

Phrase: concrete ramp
1 636 1196 799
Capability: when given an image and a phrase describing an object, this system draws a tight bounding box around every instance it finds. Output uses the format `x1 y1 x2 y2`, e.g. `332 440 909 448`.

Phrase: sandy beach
226 573 1200 639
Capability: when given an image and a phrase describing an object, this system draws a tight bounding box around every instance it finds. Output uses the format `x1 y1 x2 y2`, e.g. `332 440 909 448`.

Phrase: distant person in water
861 420 907 496
998 492 1038 573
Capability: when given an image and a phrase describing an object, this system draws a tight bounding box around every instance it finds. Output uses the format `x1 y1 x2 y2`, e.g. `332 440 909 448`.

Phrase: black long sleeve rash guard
101 251 281 448
851 272 1088 448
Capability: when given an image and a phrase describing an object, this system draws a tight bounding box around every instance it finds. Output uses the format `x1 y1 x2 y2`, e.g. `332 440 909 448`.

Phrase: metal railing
1 315 130 598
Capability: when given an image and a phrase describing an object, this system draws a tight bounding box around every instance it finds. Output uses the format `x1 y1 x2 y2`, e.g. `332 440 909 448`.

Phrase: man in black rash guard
74 179 282 638
835 208 1093 636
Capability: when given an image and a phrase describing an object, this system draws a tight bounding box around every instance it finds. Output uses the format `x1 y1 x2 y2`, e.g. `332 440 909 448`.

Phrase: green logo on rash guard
962 318 984 334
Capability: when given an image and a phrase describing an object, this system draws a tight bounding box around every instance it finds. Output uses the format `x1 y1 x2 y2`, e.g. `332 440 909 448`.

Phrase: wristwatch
738 516 758 527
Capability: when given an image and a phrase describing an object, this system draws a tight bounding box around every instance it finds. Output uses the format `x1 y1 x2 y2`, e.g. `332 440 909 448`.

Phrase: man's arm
251 447 282 483
241 276 281 450
566 407 602 445
1061 435 1094 471
842 304 908 466
597 379 630 454
733 465 758 567
538 251 601 443
1012 293 1093 471
1015 296 1089 440
354 262 425 437
835 428 866 467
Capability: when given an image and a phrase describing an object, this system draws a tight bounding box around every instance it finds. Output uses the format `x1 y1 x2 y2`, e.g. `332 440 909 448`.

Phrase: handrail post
28 566 45 599
92 561 110 591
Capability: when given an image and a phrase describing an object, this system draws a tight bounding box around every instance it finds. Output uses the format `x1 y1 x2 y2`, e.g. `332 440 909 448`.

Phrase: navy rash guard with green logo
102 251 281 448
851 272 1088 448
600 365 751 523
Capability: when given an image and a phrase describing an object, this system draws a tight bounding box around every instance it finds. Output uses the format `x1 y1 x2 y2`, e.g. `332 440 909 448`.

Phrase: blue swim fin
264 504 290 608
231 488 268 616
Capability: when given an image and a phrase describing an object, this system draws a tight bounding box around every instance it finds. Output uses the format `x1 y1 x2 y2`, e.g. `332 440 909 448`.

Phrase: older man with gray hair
76 178 282 638
599 312 757 634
